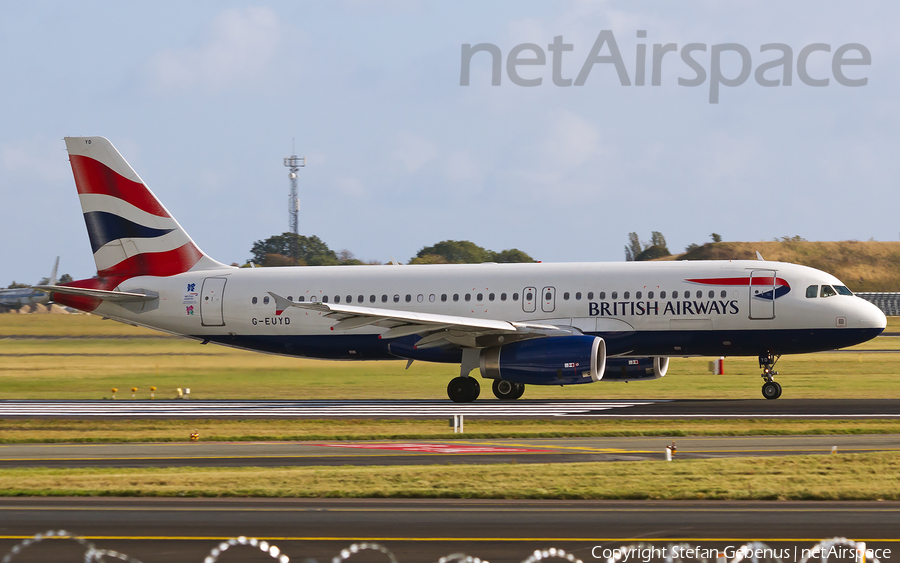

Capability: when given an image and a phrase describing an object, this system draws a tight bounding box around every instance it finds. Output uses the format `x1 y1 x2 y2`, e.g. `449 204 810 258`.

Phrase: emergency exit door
200 277 227 326
749 269 776 320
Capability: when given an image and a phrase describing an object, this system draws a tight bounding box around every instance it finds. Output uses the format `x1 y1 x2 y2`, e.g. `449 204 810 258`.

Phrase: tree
410 240 534 264
6 281 28 289
710 233 722 243
624 232 642 261
625 231 670 261
59 274 73 283
249 233 339 267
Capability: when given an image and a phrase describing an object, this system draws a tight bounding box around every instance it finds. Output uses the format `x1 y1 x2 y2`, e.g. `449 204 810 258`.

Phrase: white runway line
0 400 658 417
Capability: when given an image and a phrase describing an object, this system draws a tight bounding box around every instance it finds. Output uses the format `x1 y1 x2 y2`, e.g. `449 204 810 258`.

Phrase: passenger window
563 292 570 300
648 291 654 299
672 291 678 298
441 294 447 302
575 292 582 300
600 292 606 300
405 294 411 303
835 285 853 296
298 296 305 302
489 293 495 301
587 292 593 300
660 291 666 299
287 296 293 302
358 295 364 303
806 285 818 298
477 293 483 301
720 290 726 298
394 294 400 303
500 293 507 301
708 290 714 298
636 291 642 299
252 297 258 304
370 295 376 303
334 295 340 303
465 294 471 302
263 296 270 305
310 296 317 303
695 291 702 298
346 295 352 303
323 295 329 303
525 291 533 301
453 294 459 302
821 285 837 298
381 295 388 303
512 293 519 301
611 292 617 299
624 291 630 299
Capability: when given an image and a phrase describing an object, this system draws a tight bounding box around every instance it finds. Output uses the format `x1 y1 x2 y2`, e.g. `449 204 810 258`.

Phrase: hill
668 241 900 292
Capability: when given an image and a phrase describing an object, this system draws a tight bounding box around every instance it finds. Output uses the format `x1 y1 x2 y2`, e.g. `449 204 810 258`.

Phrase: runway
0 498 898 563
1 435 898 468
1 398 899 418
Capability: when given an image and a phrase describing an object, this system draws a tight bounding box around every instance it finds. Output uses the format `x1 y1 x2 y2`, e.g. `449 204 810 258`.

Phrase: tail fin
49 256 59 286
64 137 227 277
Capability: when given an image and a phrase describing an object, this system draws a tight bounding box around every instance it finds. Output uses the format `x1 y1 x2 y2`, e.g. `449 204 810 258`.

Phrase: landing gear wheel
448 376 480 403
762 381 781 400
492 380 526 400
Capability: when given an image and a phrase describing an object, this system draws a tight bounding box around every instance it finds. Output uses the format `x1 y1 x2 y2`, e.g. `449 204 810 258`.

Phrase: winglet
756 251 765 261
267 292 295 316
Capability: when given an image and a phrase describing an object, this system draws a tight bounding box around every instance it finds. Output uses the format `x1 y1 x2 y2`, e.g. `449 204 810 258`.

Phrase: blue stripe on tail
83 211 176 254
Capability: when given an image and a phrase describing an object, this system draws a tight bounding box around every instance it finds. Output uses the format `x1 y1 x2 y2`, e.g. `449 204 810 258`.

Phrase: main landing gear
492 379 525 400
759 352 782 400
448 376 480 403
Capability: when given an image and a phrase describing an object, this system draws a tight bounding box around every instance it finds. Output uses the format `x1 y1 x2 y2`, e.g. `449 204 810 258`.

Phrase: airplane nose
857 298 887 330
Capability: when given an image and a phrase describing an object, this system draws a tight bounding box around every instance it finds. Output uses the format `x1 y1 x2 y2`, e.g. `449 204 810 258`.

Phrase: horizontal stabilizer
32 285 159 303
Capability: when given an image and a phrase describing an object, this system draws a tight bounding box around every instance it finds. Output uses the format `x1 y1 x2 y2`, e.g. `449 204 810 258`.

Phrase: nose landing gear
759 352 782 399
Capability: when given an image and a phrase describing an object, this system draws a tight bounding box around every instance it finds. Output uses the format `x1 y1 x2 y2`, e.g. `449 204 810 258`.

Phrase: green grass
1 452 898 500
2 314 900 400
2 418 900 444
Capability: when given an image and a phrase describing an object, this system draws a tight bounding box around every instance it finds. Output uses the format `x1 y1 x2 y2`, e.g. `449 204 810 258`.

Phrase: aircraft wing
267 292 573 348
32 285 158 303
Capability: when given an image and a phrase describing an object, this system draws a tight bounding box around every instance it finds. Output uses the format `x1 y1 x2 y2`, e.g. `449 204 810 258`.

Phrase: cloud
147 7 282 93
392 132 437 173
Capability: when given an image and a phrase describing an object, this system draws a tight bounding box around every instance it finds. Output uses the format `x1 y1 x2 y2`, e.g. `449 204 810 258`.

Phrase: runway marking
0 400 660 418
317 442 546 453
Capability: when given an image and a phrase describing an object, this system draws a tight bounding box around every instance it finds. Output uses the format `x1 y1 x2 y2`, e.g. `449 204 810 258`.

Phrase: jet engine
479 335 606 385
602 357 669 381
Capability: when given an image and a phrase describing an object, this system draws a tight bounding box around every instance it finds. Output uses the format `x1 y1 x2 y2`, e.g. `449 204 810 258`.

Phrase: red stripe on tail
97 242 203 278
69 154 170 218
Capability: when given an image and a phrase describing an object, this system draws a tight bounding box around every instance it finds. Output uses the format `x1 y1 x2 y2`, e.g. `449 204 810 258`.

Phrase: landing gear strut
448 376 480 403
492 380 525 400
759 352 782 400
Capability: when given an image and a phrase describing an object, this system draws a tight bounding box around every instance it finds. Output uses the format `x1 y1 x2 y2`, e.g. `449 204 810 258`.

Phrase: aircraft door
749 269 776 320
541 286 556 313
200 277 227 326
522 287 536 313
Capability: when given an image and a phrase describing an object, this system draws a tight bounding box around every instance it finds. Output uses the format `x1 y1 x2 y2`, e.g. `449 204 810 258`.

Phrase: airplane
0 257 59 310
35 137 887 402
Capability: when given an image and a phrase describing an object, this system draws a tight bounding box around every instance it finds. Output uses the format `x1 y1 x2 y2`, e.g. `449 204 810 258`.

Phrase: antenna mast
283 142 306 263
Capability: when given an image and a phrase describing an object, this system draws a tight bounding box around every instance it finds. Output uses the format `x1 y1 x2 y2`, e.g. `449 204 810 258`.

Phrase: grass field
1 452 898 500
2 314 900 401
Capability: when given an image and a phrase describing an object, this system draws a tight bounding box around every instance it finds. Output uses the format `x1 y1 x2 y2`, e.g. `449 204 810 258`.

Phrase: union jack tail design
65 137 226 278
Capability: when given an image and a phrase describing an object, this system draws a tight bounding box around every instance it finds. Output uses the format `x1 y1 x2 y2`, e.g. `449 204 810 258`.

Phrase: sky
1 1 898 283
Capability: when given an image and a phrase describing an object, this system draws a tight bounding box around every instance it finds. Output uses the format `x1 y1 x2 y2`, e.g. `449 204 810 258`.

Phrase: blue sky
1 1 897 282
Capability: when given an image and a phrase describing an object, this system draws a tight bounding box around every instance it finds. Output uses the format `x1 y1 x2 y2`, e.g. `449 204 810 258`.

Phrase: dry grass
678 241 900 292
1 452 898 500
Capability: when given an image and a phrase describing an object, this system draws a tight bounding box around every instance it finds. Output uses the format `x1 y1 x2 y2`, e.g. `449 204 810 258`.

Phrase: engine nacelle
602 357 669 381
479 335 606 385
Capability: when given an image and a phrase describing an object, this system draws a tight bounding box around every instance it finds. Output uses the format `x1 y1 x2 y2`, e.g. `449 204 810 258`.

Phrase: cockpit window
806 285 818 298
834 285 853 296
820 285 837 298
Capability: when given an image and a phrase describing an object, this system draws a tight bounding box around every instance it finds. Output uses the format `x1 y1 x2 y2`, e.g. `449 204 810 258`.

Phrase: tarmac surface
1 434 899 468
1 398 899 418
1 498 898 563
